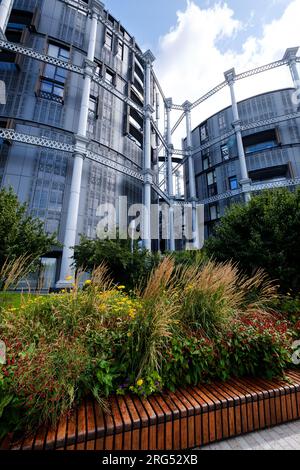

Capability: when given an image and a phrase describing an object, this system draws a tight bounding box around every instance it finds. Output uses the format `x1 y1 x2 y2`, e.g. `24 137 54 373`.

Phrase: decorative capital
283 47 299 63
143 169 154 184
182 100 192 113
74 134 89 158
144 104 155 117
232 119 241 131
165 98 173 110
224 68 236 84
240 178 252 192
143 49 156 65
89 0 104 17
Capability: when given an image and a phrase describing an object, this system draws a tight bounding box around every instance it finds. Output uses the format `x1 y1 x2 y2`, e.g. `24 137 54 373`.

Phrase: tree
0 187 58 269
73 235 160 290
205 188 300 293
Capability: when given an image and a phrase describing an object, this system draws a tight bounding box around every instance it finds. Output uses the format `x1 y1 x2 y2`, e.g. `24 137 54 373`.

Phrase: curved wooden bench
2 370 300 451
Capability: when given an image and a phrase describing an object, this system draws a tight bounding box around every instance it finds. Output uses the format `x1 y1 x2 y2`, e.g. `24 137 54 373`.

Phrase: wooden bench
2 370 300 451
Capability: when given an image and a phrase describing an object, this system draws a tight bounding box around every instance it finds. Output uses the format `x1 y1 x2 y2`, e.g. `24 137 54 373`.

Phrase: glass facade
0 0 145 285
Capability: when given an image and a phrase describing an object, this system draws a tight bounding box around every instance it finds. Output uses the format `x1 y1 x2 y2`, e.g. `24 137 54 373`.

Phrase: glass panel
48 44 59 58
245 140 277 154
221 144 230 160
210 205 218 220
40 80 53 93
229 177 238 190
207 171 215 186
44 64 56 79
53 85 64 97
40 258 57 289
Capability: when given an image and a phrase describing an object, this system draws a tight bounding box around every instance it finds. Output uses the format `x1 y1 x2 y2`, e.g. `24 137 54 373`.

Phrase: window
105 30 113 50
39 43 70 103
249 165 289 183
0 9 33 68
207 170 216 186
229 176 238 190
200 123 208 142
218 113 226 131
202 149 210 170
221 144 230 161
88 96 98 119
117 41 124 60
243 129 278 155
209 204 220 221
87 95 98 134
105 68 115 85
40 80 64 99
207 170 217 197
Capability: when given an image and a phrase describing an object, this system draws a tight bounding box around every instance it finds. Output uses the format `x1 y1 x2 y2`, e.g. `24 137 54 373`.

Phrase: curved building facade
0 0 152 287
185 87 300 238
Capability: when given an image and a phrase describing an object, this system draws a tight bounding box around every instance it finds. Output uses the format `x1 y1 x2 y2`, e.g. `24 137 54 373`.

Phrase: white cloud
156 0 300 137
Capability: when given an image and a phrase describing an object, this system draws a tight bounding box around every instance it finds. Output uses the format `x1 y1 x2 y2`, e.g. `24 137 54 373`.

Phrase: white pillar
224 68 251 202
143 50 155 252
57 2 102 286
0 0 13 36
165 97 175 252
183 101 199 249
283 47 300 89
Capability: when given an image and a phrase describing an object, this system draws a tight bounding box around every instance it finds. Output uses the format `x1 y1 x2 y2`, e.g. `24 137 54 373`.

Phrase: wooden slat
4 370 300 451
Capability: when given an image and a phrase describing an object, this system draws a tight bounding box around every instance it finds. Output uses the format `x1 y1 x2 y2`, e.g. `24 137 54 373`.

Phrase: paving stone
200 421 300 450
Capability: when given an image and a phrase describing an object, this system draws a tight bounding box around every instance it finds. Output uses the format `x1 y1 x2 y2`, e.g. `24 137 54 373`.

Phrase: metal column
58 0 103 286
283 47 300 89
0 0 13 36
224 68 251 202
166 98 175 252
143 50 155 252
183 101 200 249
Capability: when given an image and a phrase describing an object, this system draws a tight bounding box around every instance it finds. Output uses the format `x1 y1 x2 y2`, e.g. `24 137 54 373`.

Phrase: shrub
214 313 294 380
0 187 58 275
73 235 160 290
205 188 300 294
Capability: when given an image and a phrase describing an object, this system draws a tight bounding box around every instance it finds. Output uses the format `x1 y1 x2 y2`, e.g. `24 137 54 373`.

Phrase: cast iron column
224 68 251 202
143 50 155 252
58 0 103 286
166 97 175 252
183 101 200 249
0 0 13 37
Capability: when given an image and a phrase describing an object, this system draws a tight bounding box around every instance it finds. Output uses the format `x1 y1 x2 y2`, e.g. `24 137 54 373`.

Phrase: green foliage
0 187 58 274
161 335 215 391
214 314 294 381
0 259 296 438
205 188 300 294
73 235 160 290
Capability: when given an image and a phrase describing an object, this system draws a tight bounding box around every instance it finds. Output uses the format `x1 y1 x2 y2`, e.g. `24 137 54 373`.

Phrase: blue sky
104 0 299 135
105 0 293 54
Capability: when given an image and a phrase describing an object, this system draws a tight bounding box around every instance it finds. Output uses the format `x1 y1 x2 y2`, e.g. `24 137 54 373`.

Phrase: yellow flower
65 275 73 281
84 280 92 286
117 285 125 290
127 332 132 338
136 379 144 387
61 289 66 294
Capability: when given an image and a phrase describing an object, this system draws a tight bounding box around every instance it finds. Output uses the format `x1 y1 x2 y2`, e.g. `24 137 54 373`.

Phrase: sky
105 0 300 136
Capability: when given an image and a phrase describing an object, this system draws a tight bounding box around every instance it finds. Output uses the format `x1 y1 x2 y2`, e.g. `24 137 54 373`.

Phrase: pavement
200 421 300 450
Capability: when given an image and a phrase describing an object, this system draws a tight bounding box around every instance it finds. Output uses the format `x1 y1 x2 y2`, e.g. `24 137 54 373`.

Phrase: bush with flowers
0 259 298 439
